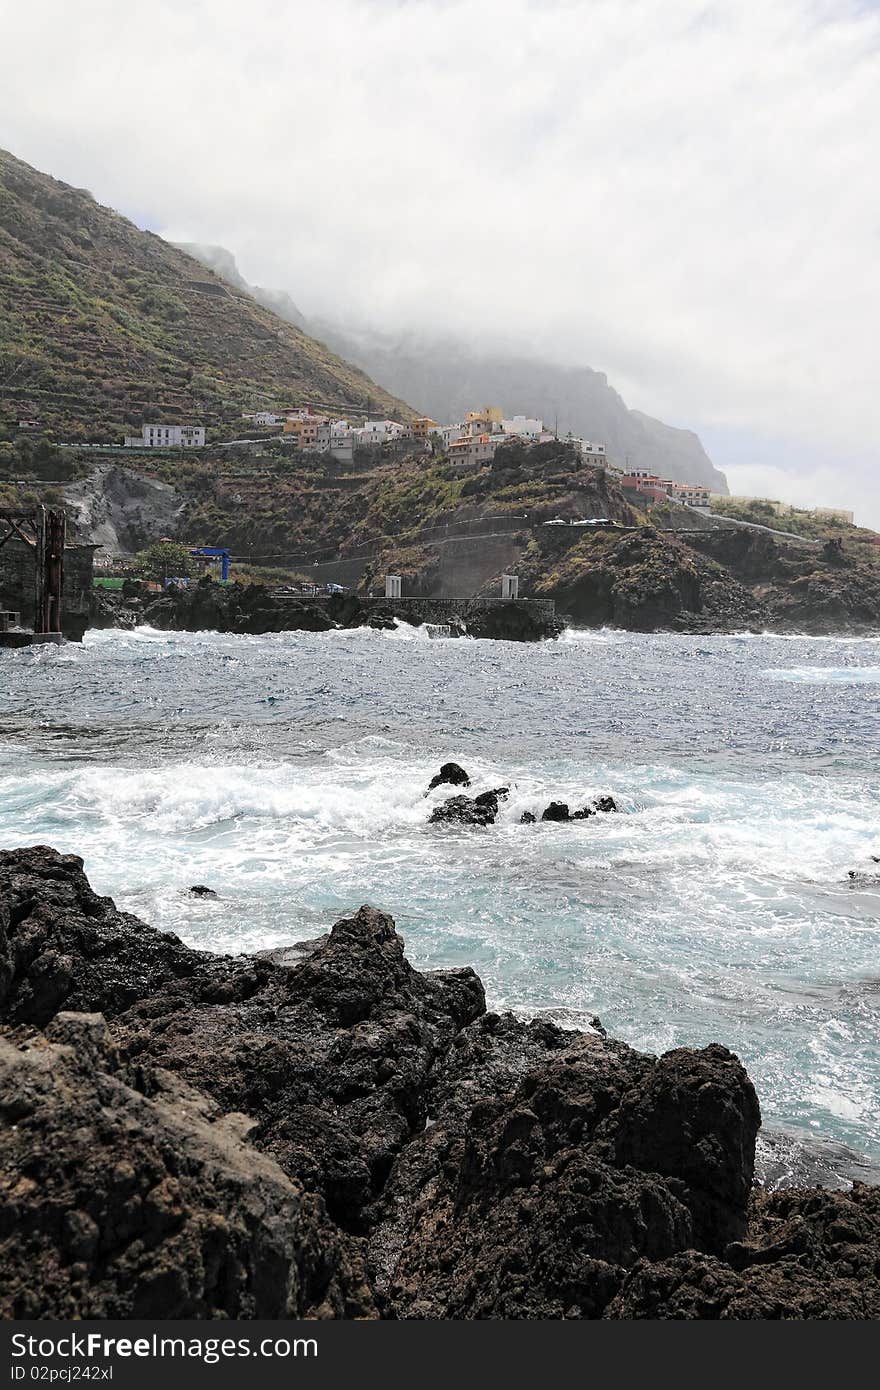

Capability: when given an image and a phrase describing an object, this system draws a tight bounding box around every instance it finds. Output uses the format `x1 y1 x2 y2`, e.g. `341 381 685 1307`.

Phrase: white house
579 439 608 465
501 416 545 439
439 424 467 449
310 423 355 466
357 420 407 448
667 482 711 508
124 424 206 449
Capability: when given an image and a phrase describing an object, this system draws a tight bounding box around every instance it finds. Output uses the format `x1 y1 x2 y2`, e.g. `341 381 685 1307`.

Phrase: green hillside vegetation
131 438 639 561
710 495 855 539
0 149 409 443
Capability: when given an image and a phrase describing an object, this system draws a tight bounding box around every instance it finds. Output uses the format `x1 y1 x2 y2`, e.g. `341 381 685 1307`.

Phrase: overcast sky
1 0 878 522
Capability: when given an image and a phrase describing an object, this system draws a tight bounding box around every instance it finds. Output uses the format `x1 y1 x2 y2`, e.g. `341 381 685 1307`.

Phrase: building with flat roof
124 424 205 449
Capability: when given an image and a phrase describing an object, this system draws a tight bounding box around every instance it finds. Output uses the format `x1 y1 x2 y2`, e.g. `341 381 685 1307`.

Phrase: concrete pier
271 592 557 624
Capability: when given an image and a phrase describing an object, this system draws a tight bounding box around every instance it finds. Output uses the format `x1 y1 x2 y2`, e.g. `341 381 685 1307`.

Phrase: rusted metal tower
0 504 66 636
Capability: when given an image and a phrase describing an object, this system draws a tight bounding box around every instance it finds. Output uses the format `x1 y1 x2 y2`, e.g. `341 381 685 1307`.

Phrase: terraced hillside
0 149 409 440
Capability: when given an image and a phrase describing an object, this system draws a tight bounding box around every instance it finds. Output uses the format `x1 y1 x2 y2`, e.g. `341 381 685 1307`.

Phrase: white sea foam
557 626 626 645
764 665 880 683
3 624 879 1167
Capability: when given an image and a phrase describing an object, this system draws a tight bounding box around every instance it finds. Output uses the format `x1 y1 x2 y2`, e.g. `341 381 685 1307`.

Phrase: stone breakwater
1 846 878 1320
90 581 563 643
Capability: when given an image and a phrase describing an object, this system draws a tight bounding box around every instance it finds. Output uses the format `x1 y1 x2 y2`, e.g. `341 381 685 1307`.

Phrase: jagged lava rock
427 763 471 793
0 1015 373 1319
0 846 253 1026
1 850 485 1230
383 1035 760 1317
429 789 507 826
2 846 879 1320
606 1185 880 1319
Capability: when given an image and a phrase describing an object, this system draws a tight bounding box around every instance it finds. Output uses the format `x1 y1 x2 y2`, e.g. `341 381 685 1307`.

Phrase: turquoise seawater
1 624 878 1182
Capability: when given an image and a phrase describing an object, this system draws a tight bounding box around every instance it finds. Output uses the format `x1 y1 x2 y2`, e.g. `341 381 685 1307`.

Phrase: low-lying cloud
1 0 878 522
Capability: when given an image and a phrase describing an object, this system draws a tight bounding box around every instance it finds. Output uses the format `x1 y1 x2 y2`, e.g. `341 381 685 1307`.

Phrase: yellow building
466 405 502 429
412 416 440 438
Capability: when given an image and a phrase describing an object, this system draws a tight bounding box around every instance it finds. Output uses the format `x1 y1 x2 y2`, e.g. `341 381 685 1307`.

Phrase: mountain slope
0 149 409 440
173 242 308 330
175 241 726 492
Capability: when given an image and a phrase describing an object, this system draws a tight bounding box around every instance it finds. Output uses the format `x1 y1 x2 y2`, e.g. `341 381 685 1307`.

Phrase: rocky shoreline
2 844 878 1319
90 582 563 643
86 566 880 643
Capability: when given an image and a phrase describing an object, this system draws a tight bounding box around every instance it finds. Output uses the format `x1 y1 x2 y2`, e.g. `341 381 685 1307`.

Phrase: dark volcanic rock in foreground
0 848 484 1232
607 1184 880 1319
2 846 879 1320
380 1037 760 1317
0 1017 373 1319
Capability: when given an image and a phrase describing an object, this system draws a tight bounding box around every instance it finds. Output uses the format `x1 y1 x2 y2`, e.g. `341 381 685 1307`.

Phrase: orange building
412 416 440 438
283 413 327 446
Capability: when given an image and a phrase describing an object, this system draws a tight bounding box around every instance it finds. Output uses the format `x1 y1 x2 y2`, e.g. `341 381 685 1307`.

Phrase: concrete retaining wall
361 595 557 622
0 539 96 638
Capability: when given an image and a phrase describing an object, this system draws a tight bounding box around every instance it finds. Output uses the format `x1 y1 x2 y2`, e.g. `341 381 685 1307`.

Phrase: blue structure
190 547 231 582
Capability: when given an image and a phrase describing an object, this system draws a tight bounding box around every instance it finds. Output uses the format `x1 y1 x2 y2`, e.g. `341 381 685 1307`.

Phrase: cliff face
0 149 409 439
518 527 762 631
51 436 880 637
686 529 880 635
513 525 880 635
1 846 878 1320
315 330 729 493
174 243 727 492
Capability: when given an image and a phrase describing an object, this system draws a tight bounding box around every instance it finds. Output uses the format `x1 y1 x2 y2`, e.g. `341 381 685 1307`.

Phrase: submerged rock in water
427 762 471 794
430 794 495 826
848 854 880 885
1 845 878 1321
189 884 217 898
475 787 509 806
539 796 618 823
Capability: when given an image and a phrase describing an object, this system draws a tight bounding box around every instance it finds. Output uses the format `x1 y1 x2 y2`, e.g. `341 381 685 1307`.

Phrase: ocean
2 623 878 1184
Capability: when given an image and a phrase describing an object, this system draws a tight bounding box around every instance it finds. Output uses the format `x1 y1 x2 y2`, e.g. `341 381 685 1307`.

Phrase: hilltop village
1 147 876 641
3 393 878 644
116 399 857 525
115 401 716 511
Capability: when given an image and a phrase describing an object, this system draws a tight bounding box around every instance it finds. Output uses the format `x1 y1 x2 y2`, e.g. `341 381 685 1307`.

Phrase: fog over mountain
176 242 727 491
2 0 877 520
313 323 727 492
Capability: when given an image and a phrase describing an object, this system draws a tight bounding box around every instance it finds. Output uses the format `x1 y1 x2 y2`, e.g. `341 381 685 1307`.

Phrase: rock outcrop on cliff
525 528 766 632
1 847 878 1320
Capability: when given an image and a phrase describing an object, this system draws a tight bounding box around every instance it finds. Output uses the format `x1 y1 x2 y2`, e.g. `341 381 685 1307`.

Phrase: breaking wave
2 625 879 1175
